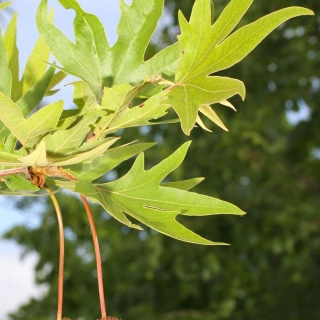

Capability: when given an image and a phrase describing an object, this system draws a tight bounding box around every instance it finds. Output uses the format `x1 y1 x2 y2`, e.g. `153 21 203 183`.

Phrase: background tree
3 0 320 319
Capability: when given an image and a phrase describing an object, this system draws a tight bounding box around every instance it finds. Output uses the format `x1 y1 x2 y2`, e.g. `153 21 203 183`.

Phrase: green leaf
74 142 245 244
0 127 10 140
0 151 23 167
68 137 116 155
101 84 139 112
69 142 157 181
45 70 68 96
103 92 171 134
0 30 12 96
37 0 178 102
21 35 51 96
17 66 55 116
202 6 314 76
142 43 180 81
44 111 102 159
0 93 63 148
4 13 21 102
166 0 313 135
19 140 49 166
109 0 164 86
72 81 100 112
160 178 205 191
0 2 12 10
199 104 229 131
176 0 253 82
37 0 107 101
94 83 142 138
52 138 119 166
165 76 245 135
0 135 27 168
210 0 252 45
56 110 79 130
4 175 39 192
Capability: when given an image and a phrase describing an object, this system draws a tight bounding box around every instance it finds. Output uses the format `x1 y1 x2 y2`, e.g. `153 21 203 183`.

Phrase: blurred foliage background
2 0 320 319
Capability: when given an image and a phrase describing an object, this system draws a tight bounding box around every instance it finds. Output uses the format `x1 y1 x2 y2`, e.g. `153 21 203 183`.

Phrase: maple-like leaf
74 142 245 245
165 0 313 134
37 0 179 102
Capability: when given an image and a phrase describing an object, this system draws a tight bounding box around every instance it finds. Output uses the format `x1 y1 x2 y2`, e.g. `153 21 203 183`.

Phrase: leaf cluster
0 0 313 244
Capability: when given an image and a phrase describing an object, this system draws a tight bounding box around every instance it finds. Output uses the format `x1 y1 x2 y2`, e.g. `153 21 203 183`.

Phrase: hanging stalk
81 195 107 319
45 185 65 320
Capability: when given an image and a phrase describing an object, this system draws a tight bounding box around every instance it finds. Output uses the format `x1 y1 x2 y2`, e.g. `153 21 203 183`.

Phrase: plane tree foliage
0 0 318 319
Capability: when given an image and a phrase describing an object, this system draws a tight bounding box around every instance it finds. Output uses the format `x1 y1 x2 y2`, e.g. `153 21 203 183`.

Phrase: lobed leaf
166 0 313 135
37 0 179 102
165 76 245 135
74 142 245 244
197 7 315 78
37 0 107 101
110 0 164 86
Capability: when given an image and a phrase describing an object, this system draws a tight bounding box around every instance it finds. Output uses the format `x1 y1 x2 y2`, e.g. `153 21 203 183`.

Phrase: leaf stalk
45 185 65 320
81 195 107 318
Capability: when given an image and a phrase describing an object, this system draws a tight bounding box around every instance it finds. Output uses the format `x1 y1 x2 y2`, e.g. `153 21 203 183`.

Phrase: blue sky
0 1 123 318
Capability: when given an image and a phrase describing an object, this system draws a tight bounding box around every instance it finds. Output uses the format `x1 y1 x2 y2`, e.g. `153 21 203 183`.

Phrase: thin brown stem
81 195 107 318
45 185 64 320
0 167 29 178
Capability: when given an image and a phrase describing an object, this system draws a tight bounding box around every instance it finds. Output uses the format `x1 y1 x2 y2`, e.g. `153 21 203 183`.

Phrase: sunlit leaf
165 0 313 134
0 31 11 96
21 35 51 96
45 111 102 159
74 142 245 244
52 137 119 166
160 178 205 191
19 140 49 166
68 142 157 181
17 66 55 116
0 93 63 148
3 12 20 101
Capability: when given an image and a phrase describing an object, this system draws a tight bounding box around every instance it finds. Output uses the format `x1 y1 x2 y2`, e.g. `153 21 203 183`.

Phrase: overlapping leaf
74 142 245 244
68 142 157 181
44 110 103 159
37 0 179 102
0 93 63 148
